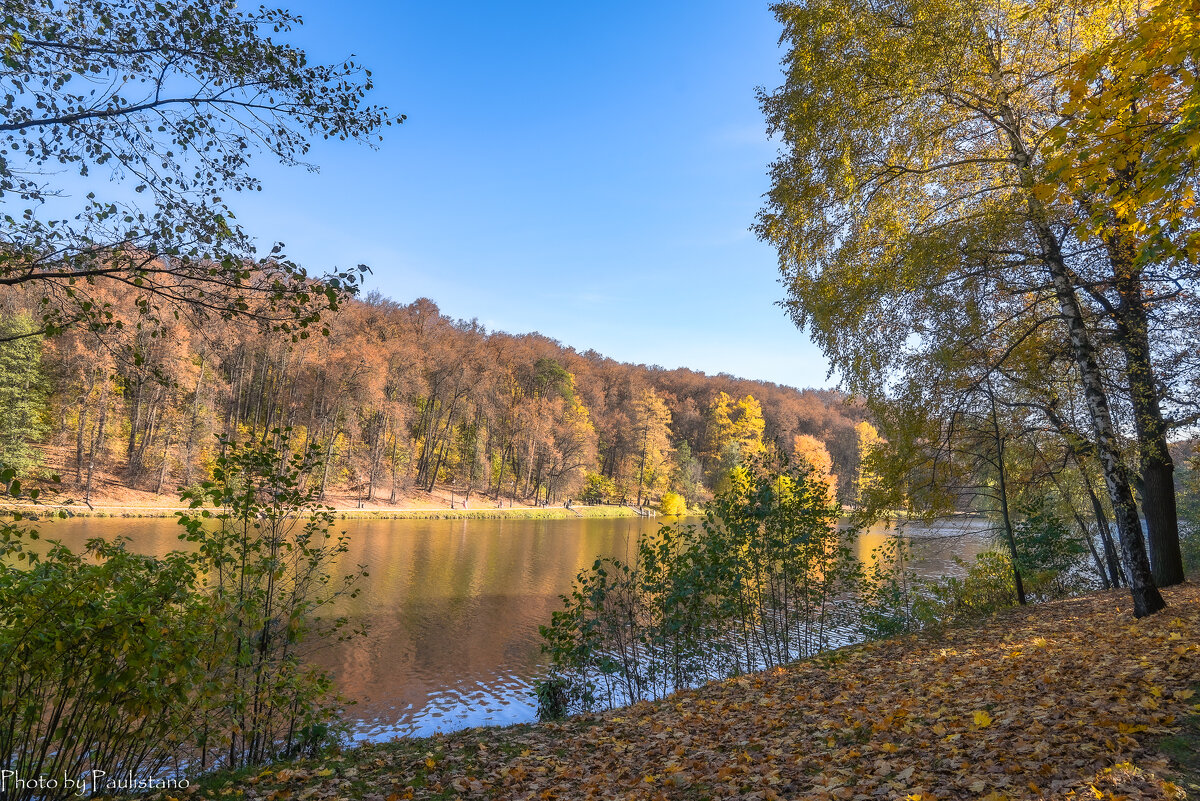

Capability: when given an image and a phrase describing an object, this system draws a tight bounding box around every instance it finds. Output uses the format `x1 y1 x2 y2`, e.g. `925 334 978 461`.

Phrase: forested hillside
0 286 868 509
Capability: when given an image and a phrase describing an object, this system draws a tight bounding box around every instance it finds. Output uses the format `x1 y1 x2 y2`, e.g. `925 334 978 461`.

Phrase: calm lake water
27 514 989 741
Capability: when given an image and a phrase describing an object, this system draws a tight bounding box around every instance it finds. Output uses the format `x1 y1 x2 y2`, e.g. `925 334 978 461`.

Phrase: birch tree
756 0 1167 615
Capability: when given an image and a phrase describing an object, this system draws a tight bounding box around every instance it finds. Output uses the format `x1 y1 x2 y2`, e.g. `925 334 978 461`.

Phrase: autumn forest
3 0 1200 798
0 286 871 511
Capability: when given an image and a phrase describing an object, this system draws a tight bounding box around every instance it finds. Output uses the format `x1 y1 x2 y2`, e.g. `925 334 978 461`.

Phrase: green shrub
922 551 1019 624
178 433 365 771
0 433 365 795
855 533 924 639
541 457 858 711
534 676 570 722
1010 497 1088 600
0 526 215 801
1182 523 1200 577
579 472 616 505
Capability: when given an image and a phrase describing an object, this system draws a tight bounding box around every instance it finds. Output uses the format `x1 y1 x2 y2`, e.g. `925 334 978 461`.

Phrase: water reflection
30 514 990 740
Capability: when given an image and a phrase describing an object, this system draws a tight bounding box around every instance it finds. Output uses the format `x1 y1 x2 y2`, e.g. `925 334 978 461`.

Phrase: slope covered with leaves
188 585 1200 801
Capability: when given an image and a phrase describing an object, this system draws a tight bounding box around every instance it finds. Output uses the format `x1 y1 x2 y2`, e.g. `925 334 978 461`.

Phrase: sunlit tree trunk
990 67 1165 617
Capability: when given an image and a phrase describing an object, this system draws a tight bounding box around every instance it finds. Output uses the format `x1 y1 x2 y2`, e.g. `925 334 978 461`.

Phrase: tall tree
704 392 766 488
631 388 672 507
757 0 1167 615
1038 0 1200 586
0 314 46 473
792 434 837 504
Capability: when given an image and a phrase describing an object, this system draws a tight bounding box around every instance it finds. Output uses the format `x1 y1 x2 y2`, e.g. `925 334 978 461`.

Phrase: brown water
26 514 989 740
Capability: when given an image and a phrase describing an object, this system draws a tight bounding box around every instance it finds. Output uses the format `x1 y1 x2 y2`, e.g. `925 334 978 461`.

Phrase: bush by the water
657 491 687 516
0 532 213 799
538 460 1103 718
0 434 363 799
178 434 366 770
539 457 859 714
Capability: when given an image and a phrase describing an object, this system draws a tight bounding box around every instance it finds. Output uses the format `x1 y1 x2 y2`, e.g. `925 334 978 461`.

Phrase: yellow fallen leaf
973 710 993 728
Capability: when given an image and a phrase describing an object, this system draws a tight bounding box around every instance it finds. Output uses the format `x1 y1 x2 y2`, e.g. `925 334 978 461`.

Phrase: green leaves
176 429 364 769
1 0 390 342
541 455 858 712
0 519 213 801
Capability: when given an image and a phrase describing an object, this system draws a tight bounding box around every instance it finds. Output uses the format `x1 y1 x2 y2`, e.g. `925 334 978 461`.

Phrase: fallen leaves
170 585 1200 801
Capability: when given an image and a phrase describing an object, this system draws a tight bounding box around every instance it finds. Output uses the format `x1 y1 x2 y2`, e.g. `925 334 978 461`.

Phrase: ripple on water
349 670 539 742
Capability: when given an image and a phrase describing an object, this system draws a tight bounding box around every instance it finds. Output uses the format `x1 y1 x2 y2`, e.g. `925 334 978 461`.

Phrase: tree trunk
990 75 1165 617
987 383 1026 605
127 375 142 461
1102 225 1184 585
183 354 205 487
75 396 87 484
320 413 338 500
1084 475 1125 588
389 428 401 503
1041 402 1125 587
1043 257 1164 616
1074 512 1112 590
85 385 109 505
156 432 173 495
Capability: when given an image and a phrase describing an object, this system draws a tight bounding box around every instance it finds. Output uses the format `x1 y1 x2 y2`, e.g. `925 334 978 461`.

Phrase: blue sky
230 1 832 389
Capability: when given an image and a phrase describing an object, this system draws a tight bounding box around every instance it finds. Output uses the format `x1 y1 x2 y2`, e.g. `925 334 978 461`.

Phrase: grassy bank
169 584 1200 801
331 505 650 521
0 504 650 521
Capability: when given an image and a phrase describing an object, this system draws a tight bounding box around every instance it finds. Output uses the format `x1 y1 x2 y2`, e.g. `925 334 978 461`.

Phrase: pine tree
0 315 47 474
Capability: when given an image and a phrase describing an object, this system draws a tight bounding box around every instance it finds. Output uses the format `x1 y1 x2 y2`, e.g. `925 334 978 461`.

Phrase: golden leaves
178 586 1200 801
1043 0 1200 264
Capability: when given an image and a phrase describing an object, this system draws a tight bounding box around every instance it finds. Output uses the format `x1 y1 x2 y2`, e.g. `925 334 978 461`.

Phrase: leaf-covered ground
183 585 1200 801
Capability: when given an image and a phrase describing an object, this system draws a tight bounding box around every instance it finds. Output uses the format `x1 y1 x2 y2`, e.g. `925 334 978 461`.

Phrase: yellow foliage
658 491 687 516
792 434 838 503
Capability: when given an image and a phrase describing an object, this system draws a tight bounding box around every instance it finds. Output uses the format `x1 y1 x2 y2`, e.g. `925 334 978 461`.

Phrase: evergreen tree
0 315 47 474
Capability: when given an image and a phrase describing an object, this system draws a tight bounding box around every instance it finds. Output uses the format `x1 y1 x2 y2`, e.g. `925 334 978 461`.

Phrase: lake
25 514 990 741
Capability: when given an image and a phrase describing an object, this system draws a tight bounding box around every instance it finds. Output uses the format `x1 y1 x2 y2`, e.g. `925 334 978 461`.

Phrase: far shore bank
0 502 655 521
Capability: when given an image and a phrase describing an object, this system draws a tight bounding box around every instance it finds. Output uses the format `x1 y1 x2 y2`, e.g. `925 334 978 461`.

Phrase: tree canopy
0 0 398 341
756 0 1193 616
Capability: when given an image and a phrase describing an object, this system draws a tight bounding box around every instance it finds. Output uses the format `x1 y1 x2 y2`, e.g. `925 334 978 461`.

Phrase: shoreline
175 584 1200 801
0 503 656 521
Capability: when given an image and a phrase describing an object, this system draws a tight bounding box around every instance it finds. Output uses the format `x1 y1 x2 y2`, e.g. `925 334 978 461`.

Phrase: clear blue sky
230 1 833 389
